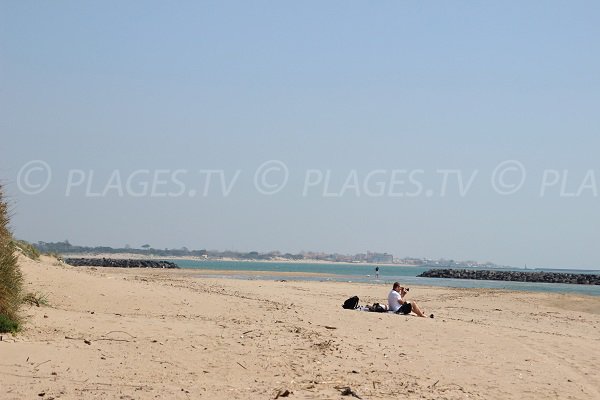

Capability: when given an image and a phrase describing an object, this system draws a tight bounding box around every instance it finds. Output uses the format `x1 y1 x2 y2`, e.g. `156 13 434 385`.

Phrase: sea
173 260 600 297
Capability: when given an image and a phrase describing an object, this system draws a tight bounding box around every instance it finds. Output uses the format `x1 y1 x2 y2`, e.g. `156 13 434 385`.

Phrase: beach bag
342 296 360 309
370 303 387 312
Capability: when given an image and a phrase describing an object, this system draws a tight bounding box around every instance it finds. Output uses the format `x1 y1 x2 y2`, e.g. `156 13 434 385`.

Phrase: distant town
31 240 507 269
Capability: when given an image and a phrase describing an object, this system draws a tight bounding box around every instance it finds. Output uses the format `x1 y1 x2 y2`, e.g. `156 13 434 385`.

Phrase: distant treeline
30 241 501 268
32 241 305 260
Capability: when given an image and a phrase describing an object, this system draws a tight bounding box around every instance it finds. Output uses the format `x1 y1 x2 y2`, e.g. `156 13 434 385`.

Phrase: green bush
0 313 19 333
0 185 24 333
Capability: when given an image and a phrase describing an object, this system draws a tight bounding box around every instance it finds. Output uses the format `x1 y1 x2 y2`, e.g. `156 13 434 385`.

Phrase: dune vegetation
0 185 24 333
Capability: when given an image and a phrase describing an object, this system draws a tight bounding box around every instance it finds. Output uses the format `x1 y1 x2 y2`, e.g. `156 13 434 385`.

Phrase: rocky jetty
64 258 179 269
418 268 600 285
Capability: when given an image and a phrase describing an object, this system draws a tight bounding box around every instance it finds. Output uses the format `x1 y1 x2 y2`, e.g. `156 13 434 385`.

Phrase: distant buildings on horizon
31 240 505 268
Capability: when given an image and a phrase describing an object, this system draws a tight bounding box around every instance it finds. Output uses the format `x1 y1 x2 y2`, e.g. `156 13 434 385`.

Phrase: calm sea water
174 260 600 297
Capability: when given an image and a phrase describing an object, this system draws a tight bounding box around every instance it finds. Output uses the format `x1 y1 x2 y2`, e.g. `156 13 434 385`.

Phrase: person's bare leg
410 301 426 317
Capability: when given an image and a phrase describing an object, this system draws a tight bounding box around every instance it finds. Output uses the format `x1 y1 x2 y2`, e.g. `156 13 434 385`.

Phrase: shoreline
60 252 415 267
59 256 600 297
60 261 600 297
60 253 600 272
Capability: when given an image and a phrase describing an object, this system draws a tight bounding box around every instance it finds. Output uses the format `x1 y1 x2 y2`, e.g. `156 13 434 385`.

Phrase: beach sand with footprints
2 255 599 399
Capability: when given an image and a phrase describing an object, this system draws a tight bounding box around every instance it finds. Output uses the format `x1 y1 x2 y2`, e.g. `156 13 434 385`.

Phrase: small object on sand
339 386 362 399
34 360 51 369
38 392 45 397
84 339 91 345
430 314 434 319
274 389 291 398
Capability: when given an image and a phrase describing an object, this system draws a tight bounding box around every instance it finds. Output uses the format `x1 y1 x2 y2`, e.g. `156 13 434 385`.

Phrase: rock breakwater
418 268 600 285
64 258 179 269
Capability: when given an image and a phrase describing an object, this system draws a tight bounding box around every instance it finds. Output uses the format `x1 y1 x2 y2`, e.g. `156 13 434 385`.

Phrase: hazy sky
2 1 600 268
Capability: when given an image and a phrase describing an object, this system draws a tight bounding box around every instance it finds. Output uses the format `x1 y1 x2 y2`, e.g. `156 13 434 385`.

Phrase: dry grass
23 291 49 307
14 239 40 260
0 185 23 332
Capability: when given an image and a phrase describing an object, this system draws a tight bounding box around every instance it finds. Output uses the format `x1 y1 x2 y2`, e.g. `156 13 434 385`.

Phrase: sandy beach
2 255 599 399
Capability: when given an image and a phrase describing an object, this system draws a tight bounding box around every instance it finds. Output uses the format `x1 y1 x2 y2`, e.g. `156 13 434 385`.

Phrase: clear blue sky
2 1 599 268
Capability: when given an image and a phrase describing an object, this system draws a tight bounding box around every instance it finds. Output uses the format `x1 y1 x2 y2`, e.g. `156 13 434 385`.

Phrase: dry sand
2 255 599 399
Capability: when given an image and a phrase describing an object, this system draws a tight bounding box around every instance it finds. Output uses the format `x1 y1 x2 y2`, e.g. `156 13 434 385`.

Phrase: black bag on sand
369 303 387 312
342 296 360 309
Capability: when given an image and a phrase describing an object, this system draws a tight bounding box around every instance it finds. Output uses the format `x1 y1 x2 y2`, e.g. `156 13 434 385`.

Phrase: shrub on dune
0 185 23 333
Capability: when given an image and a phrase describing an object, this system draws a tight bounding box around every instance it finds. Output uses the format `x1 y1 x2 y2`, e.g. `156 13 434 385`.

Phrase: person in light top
387 282 432 318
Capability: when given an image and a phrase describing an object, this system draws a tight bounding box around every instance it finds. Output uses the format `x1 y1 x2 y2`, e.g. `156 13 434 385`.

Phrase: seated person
387 282 431 318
